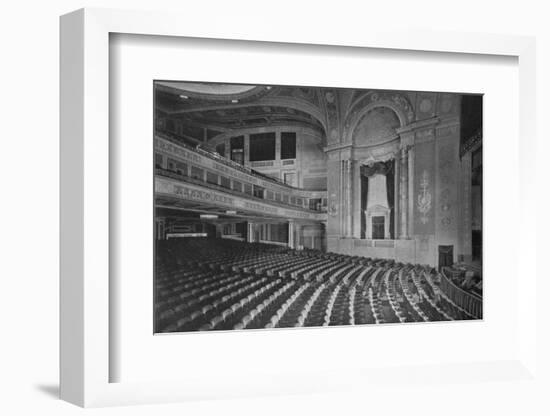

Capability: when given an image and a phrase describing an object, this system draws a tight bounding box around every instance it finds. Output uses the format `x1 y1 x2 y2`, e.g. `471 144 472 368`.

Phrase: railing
156 129 295 189
259 239 288 247
155 167 325 214
221 234 245 241
354 239 395 248
156 133 328 198
250 161 275 168
440 267 483 319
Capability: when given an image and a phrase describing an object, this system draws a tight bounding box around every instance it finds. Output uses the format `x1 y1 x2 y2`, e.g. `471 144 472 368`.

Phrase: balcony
156 129 297 189
155 133 327 202
155 169 327 222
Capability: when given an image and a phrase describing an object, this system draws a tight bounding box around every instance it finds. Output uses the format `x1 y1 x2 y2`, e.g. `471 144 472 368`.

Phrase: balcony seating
155 238 479 332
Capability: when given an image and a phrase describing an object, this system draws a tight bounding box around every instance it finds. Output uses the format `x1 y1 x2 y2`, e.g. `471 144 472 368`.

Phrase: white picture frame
60 7 540 408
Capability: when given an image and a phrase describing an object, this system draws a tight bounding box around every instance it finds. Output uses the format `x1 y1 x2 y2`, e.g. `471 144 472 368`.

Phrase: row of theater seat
155 238 478 332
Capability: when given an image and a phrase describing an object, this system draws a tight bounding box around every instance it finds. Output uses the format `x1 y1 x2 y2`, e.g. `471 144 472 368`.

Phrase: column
394 152 400 239
156 218 165 240
275 131 281 162
399 146 409 239
344 159 353 237
244 134 250 165
408 146 415 238
288 221 295 249
352 161 362 238
224 137 231 159
384 211 391 239
339 159 345 236
246 222 254 243
343 159 348 236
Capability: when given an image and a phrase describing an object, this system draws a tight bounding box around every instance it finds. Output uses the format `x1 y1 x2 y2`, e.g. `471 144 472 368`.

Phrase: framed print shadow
153 81 483 333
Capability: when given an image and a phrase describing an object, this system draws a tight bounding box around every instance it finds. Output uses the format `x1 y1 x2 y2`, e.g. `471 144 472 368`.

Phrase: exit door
438 245 454 271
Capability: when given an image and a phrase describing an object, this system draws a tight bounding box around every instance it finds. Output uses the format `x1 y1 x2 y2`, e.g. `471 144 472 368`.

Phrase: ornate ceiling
155 82 328 139
154 82 430 148
157 82 257 96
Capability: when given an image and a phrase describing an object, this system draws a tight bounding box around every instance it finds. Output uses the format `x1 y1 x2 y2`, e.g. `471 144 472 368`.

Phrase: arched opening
352 106 401 240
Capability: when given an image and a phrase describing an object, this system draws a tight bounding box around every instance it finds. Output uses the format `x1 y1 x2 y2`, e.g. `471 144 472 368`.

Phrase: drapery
360 174 368 238
360 161 391 177
360 160 395 239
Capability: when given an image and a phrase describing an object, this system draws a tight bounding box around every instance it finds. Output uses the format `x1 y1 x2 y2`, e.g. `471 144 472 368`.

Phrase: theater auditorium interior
154 81 483 333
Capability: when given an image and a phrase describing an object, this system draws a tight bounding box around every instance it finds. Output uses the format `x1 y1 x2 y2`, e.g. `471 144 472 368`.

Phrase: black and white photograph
153 82 483 333
4 0 548 412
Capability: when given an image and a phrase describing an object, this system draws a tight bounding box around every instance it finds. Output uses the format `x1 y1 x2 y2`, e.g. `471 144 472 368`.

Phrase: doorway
438 245 454 271
372 216 385 239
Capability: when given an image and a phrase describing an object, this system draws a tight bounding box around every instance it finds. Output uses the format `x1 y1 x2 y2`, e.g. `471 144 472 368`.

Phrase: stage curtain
360 160 394 239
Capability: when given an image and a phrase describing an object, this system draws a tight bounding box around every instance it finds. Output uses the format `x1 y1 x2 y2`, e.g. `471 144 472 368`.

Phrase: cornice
396 116 440 134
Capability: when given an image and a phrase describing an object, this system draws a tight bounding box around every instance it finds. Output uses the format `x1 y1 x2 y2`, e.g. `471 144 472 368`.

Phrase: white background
1 0 548 415
112 34 519 383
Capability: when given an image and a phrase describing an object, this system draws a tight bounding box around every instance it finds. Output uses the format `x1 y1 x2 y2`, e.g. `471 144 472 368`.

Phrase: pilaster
408 145 415 237
399 146 409 239
288 221 295 249
394 150 400 238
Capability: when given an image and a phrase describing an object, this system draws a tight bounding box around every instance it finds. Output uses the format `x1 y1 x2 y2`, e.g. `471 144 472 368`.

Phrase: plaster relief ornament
417 170 432 224
329 193 338 216
391 94 415 122
419 98 432 113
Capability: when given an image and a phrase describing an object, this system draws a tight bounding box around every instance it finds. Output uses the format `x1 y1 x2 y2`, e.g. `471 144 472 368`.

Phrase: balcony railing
440 267 483 319
155 167 325 213
156 129 297 189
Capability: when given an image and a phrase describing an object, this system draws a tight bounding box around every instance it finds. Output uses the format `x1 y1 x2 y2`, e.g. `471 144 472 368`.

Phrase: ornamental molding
343 91 414 144
417 170 432 224
323 89 341 145
328 193 338 217
366 204 391 214
415 128 435 144
436 123 460 138
355 143 399 165
396 116 440 135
